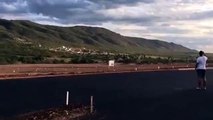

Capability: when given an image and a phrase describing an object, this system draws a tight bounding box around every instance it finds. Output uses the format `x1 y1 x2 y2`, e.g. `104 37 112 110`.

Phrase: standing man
195 51 208 90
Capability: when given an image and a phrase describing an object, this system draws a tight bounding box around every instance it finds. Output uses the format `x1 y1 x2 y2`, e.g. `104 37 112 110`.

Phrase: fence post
90 96 94 113
66 91 69 106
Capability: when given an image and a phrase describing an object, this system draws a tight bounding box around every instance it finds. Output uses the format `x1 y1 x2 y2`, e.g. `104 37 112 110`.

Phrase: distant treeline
0 41 208 64
0 53 205 64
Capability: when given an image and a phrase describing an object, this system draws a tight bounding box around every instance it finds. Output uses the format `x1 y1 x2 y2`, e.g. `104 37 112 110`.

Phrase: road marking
178 67 213 71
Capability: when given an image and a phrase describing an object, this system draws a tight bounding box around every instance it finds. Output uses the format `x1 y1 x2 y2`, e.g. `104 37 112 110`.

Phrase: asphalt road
0 70 213 120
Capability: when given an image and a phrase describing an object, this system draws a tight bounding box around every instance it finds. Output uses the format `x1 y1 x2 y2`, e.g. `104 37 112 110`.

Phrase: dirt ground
0 63 198 80
15 105 95 120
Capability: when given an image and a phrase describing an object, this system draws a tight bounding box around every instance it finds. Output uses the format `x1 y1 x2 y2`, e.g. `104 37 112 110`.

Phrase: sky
1 0 213 53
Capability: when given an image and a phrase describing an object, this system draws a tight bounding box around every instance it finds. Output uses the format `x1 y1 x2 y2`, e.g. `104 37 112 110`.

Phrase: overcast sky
1 0 213 52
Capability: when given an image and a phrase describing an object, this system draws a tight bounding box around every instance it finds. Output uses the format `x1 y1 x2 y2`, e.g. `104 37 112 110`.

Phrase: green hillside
0 19 196 55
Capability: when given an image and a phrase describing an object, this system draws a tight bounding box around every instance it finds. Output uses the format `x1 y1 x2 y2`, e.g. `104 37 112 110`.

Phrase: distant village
49 45 117 55
15 37 118 55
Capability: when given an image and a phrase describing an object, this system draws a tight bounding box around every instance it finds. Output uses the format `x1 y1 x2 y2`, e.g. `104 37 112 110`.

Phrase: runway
0 70 213 120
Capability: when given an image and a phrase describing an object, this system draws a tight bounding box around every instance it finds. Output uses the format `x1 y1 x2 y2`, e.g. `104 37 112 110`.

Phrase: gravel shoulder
0 63 197 80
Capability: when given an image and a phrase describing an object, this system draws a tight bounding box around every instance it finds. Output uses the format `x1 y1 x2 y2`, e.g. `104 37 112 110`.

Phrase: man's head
199 51 204 56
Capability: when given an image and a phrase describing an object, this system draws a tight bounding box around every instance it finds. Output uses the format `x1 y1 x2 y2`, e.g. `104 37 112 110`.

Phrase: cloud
28 0 96 18
0 0 28 13
89 0 154 8
1 0 213 52
0 0 157 25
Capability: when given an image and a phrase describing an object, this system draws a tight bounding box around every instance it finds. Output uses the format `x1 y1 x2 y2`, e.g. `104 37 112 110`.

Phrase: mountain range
0 19 196 56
